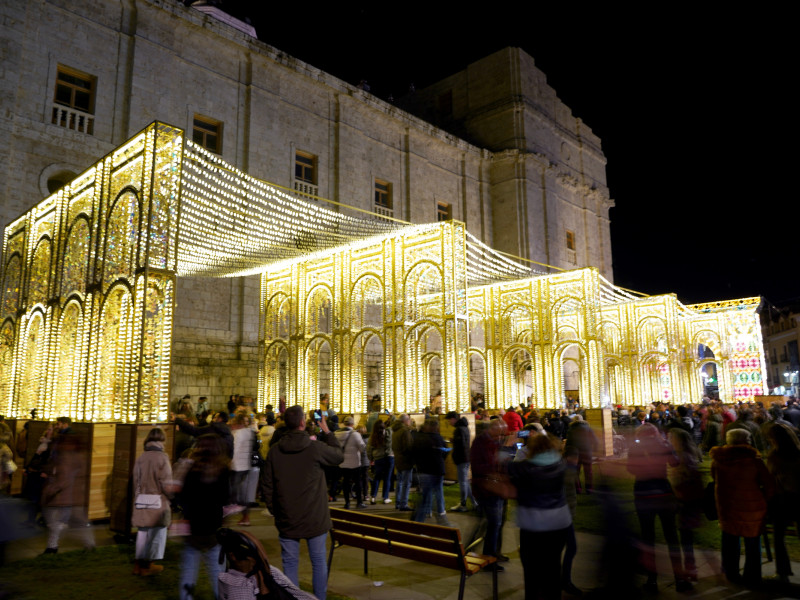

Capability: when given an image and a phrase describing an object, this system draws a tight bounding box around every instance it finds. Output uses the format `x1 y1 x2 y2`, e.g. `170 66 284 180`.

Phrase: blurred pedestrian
40 422 95 554
764 423 800 585
470 418 510 569
230 409 255 525
509 433 571 600
667 427 704 582
178 434 229 600
627 423 690 592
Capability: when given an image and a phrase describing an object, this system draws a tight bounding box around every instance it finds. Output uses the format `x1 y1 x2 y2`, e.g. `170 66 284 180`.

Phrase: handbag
475 473 517 500
134 493 162 510
134 463 162 509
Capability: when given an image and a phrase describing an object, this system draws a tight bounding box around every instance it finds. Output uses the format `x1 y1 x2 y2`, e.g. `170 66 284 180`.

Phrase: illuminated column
331 252 345 413
440 222 470 413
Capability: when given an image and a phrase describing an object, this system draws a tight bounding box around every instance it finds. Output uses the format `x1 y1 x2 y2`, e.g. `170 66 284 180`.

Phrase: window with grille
192 115 223 153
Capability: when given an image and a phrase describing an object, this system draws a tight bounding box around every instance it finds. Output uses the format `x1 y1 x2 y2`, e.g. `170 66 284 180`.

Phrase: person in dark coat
509 433 572 600
565 416 597 494
470 418 509 569
391 414 414 510
446 411 476 512
711 428 775 586
175 411 233 458
412 418 451 526
178 434 229 600
263 405 343 600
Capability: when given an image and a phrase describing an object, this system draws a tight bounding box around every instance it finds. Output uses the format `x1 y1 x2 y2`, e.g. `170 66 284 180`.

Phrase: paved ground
4 497 800 600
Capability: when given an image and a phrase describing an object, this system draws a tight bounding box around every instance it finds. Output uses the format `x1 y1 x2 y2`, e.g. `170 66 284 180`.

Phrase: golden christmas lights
0 122 768 422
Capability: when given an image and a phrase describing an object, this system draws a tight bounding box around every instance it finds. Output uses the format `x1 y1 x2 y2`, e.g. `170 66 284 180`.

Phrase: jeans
635 494 682 582
480 495 504 556
179 542 221 600
43 505 95 550
456 462 476 507
414 473 444 522
279 533 328 600
395 469 412 508
520 528 568 600
721 531 761 583
370 456 394 500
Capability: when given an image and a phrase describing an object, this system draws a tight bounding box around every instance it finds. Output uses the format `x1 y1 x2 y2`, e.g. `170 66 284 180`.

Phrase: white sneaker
383 498 392 504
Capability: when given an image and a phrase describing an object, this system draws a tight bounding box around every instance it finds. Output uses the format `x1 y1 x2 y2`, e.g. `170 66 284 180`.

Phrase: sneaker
383 498 392 504
451 505 469 512
398 505 414 511
41 547 58 555
261 509 272 517
356 503 367 509
370 498 376 505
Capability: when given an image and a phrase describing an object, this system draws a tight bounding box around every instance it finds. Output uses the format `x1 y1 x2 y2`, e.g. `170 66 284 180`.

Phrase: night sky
229 2 797 306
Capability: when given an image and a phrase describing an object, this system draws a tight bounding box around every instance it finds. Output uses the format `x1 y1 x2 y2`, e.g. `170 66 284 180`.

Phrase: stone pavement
5 499 800 599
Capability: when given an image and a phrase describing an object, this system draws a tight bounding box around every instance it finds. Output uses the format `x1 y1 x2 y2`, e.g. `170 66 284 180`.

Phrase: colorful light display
0 123 768 421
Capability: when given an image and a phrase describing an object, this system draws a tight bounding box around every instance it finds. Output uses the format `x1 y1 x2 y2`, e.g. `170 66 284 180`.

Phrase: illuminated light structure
0 123 767 422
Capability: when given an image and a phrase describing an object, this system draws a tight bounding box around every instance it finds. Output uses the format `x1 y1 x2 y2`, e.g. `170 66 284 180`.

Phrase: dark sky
231 2 797 306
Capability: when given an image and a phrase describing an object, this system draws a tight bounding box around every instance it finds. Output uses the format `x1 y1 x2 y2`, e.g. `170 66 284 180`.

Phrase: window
295 151 316 184
566 230 576 251
436 201 452 222
374 179 392 215
565 230 576 265
294 151 318 196
192 115 223 153
52 65 95 134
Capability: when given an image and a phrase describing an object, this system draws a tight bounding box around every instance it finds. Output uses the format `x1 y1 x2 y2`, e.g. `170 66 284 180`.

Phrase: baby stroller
216 528 318 600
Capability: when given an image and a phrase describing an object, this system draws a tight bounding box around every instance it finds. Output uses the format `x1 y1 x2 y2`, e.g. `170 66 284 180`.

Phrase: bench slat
330 508 460 542
331 531 465 571
331 518 457 554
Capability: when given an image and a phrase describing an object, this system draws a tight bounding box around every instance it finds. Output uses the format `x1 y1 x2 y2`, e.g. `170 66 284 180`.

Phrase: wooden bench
327 508 498 600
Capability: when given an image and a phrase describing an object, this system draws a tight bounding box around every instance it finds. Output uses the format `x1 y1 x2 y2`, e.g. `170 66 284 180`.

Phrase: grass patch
0 541 354 600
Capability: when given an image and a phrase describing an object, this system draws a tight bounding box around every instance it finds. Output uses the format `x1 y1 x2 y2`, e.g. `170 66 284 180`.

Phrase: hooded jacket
263 429 343 539
710 444 774 537
451 417 470 465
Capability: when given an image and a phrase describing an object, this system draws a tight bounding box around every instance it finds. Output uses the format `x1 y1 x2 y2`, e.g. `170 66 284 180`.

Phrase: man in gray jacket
263 405 343 599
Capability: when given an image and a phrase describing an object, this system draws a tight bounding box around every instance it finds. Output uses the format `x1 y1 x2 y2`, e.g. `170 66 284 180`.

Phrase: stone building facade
0 0 614 411
761 302 800 395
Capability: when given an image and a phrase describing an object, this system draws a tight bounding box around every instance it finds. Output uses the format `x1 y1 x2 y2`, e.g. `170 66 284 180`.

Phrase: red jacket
711 444 774 538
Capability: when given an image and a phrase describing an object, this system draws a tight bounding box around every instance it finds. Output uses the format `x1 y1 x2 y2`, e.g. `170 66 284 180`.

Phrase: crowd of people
1 392 799 599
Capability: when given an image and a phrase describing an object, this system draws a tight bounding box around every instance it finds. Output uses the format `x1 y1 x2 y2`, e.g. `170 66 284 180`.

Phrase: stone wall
1 0 614 407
